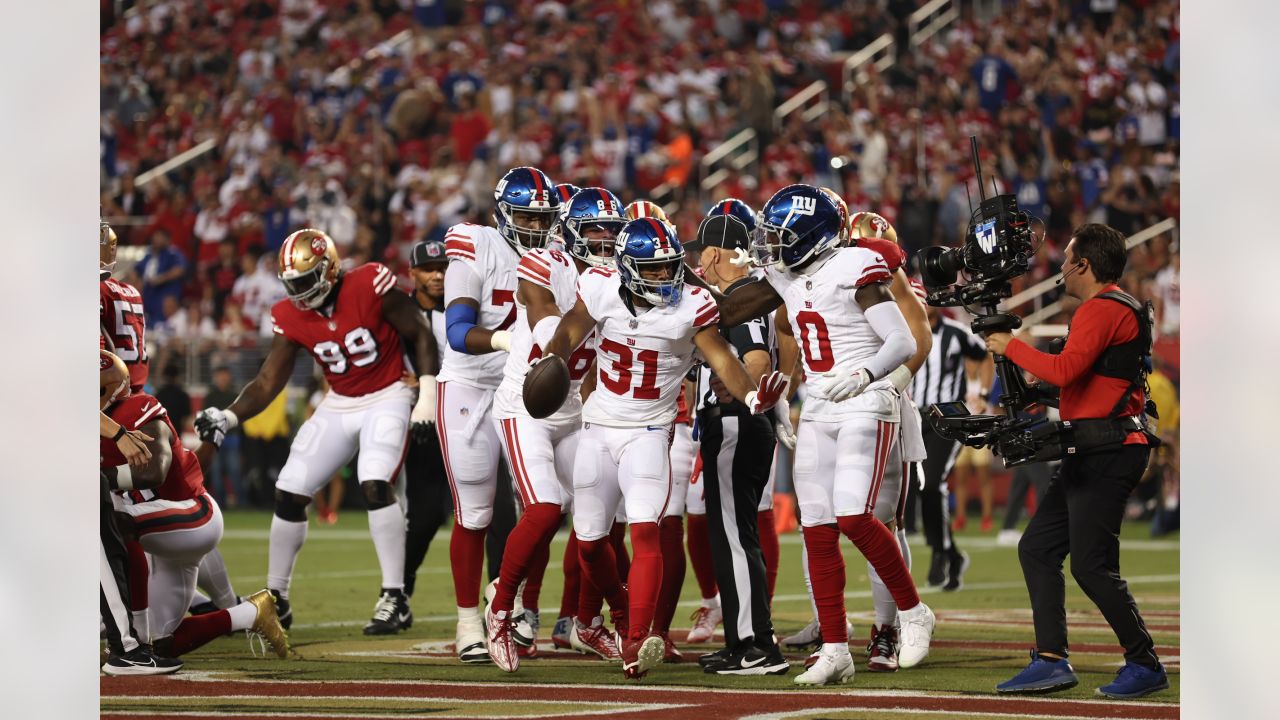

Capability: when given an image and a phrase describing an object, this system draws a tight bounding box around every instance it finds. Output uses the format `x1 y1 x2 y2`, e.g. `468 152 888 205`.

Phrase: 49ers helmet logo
311 236 327 256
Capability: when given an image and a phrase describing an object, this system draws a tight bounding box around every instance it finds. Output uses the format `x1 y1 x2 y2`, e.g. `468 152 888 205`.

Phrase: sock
822 641 851 655
800 531 818 620
557 529 581 620
703 595 720 609
170 610 232 656
576 537 625 626
626 522 663 642
492 504 561 613
653 515 686 633
522 528 553 613
267 516 308 595
757 509 779 603
609 520 630 579
867 562 899 629
197 547 238 608
227 600 257 631
838 514 920 610
803 524 849 644
685 513 718 600
449 524 488 609
367 504 407 591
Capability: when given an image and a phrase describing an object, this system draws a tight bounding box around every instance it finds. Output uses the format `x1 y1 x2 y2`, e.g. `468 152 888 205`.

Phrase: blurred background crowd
99 0 1178 531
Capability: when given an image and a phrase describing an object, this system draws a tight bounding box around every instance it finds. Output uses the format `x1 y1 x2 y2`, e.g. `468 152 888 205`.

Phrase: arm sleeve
862 301 917 381
445 303 479 353
1003 299 1123 387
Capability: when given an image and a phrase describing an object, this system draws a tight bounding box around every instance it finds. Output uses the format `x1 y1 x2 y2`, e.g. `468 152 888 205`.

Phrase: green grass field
103 509 1178 718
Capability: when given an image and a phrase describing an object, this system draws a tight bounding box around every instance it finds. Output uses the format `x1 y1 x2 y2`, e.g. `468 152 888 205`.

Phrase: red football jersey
270 263 409 397
100 278 149 391
853 237 906 273
101 392 205 502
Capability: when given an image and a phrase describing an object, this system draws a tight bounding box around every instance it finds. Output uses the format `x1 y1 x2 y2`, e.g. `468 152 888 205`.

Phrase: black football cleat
102 645 183 676
270 590 293 630
364 589 413 635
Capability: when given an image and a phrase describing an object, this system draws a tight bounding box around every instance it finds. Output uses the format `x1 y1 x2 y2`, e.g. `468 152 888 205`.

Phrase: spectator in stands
154 363 193 431
136 228 187 325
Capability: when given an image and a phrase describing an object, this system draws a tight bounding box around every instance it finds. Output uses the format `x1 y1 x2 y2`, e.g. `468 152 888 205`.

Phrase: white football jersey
437 223 519 389
578 267 719 427
494 247 596 421
763 246 900 421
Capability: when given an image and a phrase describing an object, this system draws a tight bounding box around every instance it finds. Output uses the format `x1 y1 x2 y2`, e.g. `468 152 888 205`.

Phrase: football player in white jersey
713 184 936 686
438 166 561 663
538 218 788 680
484 188 626 672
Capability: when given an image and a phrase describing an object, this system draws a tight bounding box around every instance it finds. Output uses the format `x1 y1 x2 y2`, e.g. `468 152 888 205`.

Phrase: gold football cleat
246 589 292 659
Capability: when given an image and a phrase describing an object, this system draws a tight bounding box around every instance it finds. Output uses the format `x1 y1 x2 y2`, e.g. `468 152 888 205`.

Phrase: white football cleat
571 616 622 661
686 604 722 644
455 613 490 664
486 608 520 673
897 603 935 669
794 644 855 685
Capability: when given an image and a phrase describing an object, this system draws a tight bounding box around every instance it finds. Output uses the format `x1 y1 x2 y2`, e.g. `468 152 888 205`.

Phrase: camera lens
921 245 964 288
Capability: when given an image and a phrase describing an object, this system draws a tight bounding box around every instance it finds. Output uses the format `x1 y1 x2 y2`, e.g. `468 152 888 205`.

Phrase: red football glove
746 371 788 415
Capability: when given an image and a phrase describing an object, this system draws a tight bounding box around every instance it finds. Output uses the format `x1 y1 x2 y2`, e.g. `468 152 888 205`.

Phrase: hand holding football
523 354 570 419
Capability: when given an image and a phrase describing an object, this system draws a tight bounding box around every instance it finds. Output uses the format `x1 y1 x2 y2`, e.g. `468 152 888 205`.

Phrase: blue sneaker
1097 661 1169 699
995 650 1079 694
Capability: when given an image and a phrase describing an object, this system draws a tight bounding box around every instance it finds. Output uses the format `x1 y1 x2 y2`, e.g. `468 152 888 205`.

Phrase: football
522 354 570 419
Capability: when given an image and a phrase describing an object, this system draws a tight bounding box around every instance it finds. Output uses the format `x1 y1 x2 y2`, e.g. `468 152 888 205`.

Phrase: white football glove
774 403 796 451
411 375 438 426
194 407 238 448
820 365 873 402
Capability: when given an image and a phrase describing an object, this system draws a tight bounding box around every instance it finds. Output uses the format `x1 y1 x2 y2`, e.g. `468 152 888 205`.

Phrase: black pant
1003 460 1055 530
699 409 776 648
100 471 137 654
1018 445 1160 668
402 429 453 597
908 414 962 555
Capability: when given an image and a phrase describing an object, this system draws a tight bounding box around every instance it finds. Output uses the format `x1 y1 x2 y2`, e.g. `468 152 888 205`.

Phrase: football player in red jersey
100 220 149 391
195 229 439 635
101 351 290 661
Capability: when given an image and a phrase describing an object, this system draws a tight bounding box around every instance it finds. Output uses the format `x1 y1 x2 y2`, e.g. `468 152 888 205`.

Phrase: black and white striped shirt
696 277 776 415
911 315 989 408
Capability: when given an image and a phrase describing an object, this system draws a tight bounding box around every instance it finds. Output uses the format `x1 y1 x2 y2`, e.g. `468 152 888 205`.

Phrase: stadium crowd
99 0 1178 522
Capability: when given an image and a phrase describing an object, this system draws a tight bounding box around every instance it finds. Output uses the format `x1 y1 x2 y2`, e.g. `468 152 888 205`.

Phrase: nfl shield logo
805 280 813 290
976 220 998 254
327 321 337 331
628 318 639 329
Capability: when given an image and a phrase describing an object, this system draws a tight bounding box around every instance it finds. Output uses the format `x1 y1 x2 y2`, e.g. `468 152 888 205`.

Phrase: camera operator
985 223 1167 699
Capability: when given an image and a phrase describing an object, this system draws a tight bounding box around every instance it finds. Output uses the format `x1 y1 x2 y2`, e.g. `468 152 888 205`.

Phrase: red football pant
449 524 487 608
492 503 561 614
653 515 686 633
757 509 779 603
686 513 718 600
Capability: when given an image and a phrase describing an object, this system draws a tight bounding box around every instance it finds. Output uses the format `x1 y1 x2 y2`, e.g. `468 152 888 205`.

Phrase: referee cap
690 214 751 251
410 239 448 267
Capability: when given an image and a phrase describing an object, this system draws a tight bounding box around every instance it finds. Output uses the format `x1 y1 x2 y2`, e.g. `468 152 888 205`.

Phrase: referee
687 215 788 676
907 302 992 591
401 240 454 604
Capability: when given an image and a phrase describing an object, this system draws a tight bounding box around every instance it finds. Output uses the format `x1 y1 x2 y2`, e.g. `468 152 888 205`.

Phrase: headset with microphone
1056 260 1086 286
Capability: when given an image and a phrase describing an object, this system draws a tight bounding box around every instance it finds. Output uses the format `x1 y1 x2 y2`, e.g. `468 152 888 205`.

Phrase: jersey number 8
314 327 379 374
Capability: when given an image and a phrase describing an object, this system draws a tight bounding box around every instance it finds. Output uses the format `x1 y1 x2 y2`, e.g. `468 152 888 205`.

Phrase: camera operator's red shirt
1005 284 1147 443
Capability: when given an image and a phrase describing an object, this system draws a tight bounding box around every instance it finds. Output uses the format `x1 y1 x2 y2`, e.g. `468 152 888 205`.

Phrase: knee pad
362 480 396 510
274 490 311 522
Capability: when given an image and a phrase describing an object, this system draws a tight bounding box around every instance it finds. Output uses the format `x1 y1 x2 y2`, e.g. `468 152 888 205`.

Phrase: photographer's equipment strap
1093 290 1157 420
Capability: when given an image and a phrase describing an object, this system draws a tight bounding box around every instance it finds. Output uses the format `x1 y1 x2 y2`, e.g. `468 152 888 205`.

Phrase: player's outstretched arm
196 333 299 448
382 289 439 376
773 312 803 399
693 326 786 414
542 299 595 361
714 279 785 328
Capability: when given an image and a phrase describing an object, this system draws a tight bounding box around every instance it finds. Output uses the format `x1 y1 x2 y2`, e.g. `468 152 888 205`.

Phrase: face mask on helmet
494 167 560 255
279 229 341 310
280 263 336 309
563 188 626 268
619 254 685 307
752 187 842 270
498 204 560 252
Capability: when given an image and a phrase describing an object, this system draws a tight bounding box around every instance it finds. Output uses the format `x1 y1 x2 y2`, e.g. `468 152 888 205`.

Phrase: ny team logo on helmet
706 197 757 234
616 218 685 308
494 166 560 254
279 228 342 310
560 187 626 268
753 184 844 270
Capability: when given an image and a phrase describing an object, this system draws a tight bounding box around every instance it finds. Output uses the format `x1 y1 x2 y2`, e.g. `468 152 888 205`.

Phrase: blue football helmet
706 197 757 234
560 187 626 268
494 166 560 254
752 184 844 270
553 183 581 204
616 218 685 308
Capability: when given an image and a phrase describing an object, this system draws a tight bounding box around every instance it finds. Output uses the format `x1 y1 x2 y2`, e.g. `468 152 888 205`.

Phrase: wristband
224 409 239 429
112 425 127 442
886 365 913 391
490 330 513 352
114 464 135 491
